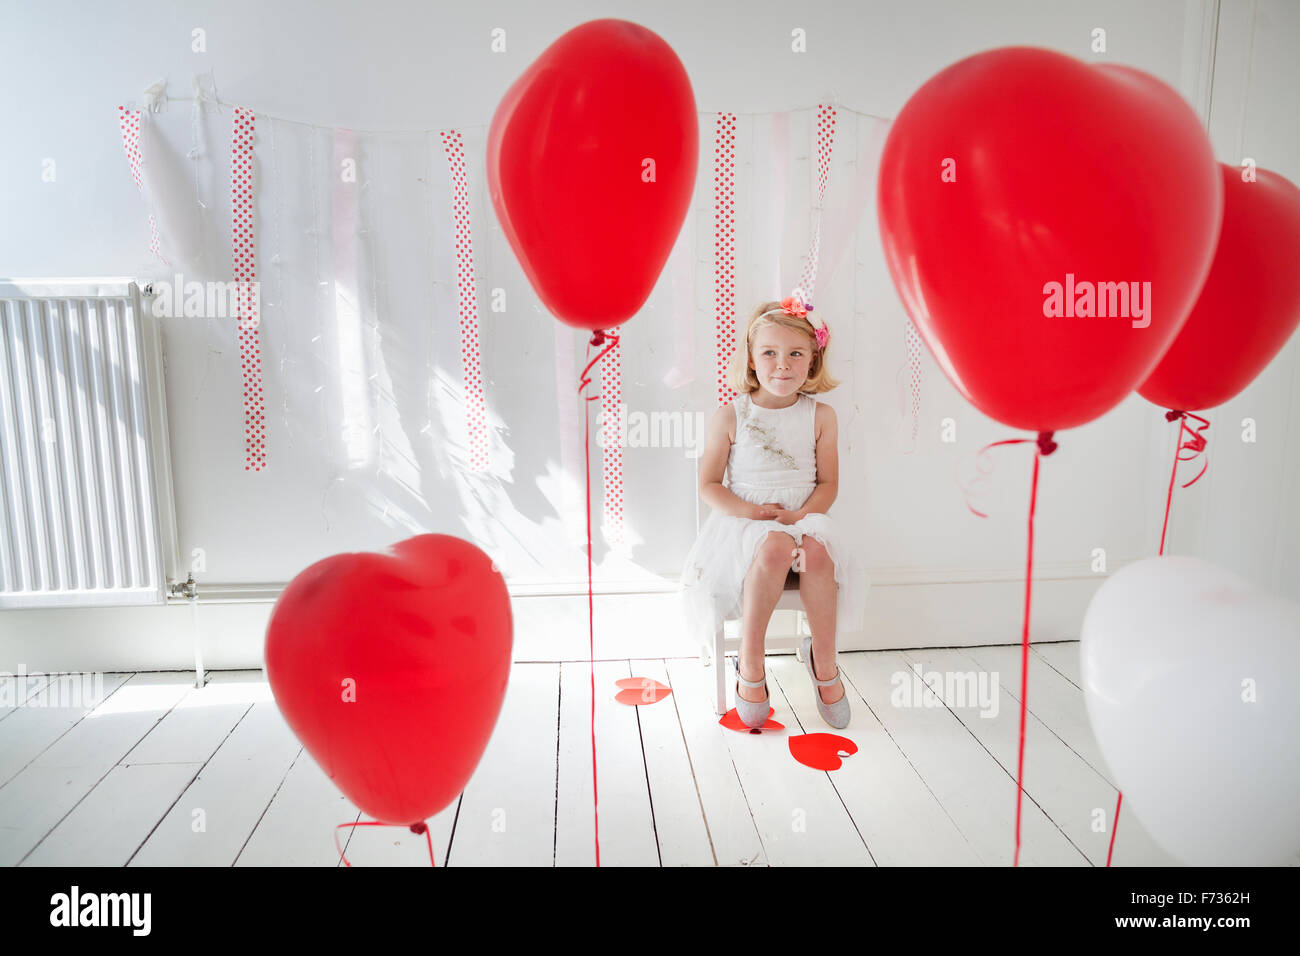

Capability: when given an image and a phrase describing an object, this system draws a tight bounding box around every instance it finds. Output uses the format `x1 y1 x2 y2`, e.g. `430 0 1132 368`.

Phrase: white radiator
0 279 177 608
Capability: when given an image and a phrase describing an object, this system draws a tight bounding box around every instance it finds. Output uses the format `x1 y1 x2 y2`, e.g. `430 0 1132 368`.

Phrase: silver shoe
733 654 770 729
801 635 850 729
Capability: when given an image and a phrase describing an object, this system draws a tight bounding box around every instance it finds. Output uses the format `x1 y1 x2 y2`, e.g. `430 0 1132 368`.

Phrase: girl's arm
699 405 771 520
797 403 839 519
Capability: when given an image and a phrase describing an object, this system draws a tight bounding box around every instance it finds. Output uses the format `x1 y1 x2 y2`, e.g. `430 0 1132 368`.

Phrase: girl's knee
800 536 833 573
756 531 797 568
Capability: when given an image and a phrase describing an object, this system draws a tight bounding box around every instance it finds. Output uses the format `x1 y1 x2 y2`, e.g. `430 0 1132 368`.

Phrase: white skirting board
0 576 1102 672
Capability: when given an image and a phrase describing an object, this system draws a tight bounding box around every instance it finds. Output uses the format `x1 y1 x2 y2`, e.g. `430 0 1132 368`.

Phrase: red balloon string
579 329 620 395
954 431 1055 866
1169 409 1211 484
1012 439 1048 867
1106 790 1123 867
956 431 1057 518
1118 410 1211 867
1158 410 1211 555
333 819 435 867
578 328 619 867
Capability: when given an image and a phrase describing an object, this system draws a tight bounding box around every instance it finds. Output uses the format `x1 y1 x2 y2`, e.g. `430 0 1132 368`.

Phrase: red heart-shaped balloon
878 47 1223 431
486 18 698 331
264 534 513 825
1139 164 1300 411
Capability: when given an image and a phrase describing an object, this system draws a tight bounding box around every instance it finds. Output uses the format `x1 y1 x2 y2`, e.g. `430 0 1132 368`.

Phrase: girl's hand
749 502 780 521
755 502 800 525
769 507 801 526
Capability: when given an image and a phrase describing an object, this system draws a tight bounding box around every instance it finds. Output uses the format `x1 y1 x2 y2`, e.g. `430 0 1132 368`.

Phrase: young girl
680 294 869 729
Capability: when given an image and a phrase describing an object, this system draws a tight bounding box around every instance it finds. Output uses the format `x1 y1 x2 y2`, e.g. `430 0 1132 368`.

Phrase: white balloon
1081 555 1300 866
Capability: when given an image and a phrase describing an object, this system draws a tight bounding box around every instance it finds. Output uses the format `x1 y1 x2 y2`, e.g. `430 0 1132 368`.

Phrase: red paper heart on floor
789 733 857 770
614 678 673 705
719 707 784 732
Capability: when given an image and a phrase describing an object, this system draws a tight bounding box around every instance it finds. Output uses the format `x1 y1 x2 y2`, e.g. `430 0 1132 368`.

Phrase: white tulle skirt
678 482 870 647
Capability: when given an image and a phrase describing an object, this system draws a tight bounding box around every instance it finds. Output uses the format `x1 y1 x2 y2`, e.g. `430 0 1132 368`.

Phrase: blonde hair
728 300 840 394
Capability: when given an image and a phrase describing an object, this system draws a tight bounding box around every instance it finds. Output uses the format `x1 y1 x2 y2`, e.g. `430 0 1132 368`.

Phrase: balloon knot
1036 431 1058 456
590 330 606 347
1165 409 1185 422
409 822 428 835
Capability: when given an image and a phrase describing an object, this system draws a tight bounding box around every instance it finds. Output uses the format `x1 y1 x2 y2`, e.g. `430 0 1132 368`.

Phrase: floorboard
0 642 1214 866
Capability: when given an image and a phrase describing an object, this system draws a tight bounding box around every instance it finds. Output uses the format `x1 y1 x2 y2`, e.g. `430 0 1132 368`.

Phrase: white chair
701 567 809 716
691 453 811 714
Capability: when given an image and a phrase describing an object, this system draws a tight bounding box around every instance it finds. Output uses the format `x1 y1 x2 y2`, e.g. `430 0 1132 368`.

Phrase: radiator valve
169 573 197 600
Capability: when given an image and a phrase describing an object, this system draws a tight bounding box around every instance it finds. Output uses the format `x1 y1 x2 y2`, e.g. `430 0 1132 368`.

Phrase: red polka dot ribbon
439 130 489 473
796 104 837 303
117 106 166 265
599 327 624 547
713 113 737 407
231 107 266 471
903 320 923 443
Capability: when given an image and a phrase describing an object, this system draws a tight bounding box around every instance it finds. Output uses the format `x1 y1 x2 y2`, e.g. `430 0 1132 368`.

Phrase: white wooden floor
0 641 1186 866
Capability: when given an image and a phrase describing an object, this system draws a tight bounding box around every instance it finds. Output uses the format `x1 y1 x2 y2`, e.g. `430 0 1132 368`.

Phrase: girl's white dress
679 390 870 644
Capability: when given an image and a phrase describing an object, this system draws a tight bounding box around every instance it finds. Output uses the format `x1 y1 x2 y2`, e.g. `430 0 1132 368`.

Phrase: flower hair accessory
760 287 830 350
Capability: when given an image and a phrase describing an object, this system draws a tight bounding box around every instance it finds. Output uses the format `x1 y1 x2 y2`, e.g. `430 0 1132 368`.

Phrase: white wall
1 0 1297 670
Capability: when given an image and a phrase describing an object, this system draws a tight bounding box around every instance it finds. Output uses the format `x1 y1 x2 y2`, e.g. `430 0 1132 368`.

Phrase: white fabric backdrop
125 96 1144 599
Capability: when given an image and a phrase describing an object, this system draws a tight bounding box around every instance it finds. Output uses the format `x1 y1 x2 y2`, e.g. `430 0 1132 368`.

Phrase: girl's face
749 323 814 399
